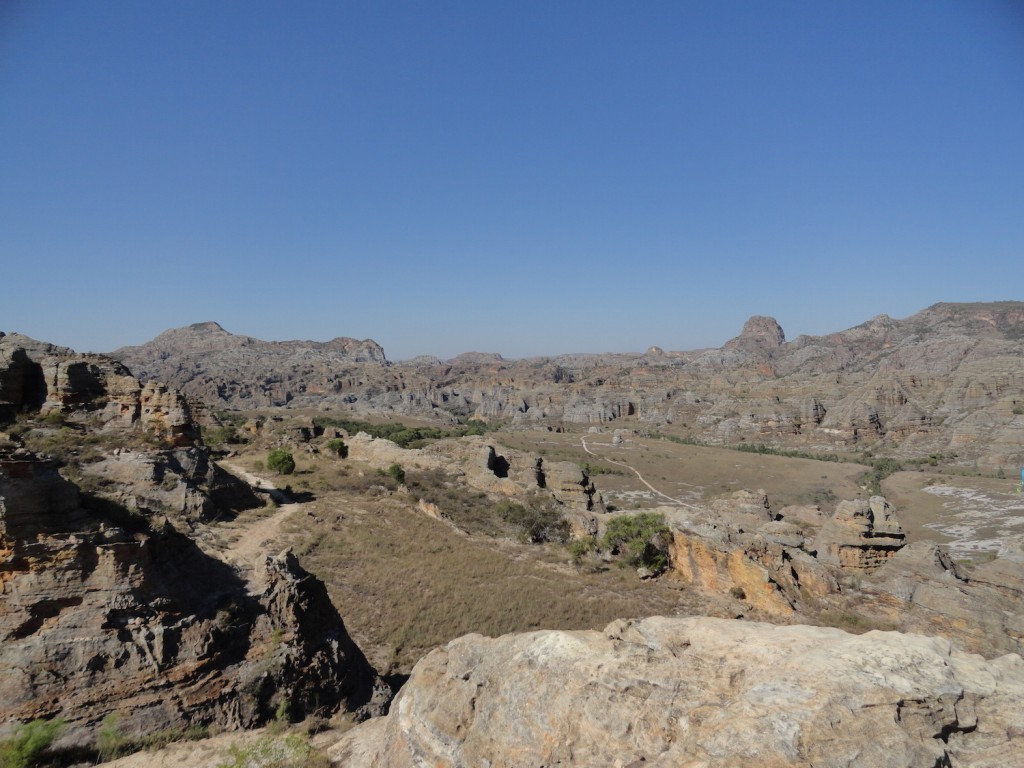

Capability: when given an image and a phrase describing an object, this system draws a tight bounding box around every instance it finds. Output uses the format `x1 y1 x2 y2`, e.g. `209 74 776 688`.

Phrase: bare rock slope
333 615 1024 768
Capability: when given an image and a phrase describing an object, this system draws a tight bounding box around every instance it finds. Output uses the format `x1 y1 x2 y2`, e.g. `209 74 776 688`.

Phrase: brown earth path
217 461 300 583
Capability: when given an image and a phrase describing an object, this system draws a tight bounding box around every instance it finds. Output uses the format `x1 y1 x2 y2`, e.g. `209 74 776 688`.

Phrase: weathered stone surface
862 541 1024 659
0 449 385 744
114 322 388 409
344 433 598 531
332 616 1024 767
815 496 906 570
0 333 199 445
84 447 260 529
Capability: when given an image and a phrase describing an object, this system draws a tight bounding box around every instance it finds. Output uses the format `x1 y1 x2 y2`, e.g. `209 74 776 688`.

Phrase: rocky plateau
112 302 1024 471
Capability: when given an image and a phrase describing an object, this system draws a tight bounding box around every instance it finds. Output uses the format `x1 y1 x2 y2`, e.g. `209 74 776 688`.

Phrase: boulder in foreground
333 616 1024 767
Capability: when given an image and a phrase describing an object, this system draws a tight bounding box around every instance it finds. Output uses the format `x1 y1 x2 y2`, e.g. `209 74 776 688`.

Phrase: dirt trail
218 461 300 580
580 438 701 510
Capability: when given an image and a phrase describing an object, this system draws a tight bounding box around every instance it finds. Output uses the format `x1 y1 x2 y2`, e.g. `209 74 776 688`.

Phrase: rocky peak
725 315 786 350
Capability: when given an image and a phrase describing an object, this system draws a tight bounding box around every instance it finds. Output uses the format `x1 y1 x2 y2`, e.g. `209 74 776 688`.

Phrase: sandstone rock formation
0 335 389 746
0 448 386 744
1 332 198 444
107 302 1024 470
814 496 906 570
663 489 1022 659
342 433 599 530
332 615 1024 767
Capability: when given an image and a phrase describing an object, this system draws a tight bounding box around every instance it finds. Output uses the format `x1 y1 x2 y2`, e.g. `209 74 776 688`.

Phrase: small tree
386 463 405 484
602 512 672 573
267 449 296 476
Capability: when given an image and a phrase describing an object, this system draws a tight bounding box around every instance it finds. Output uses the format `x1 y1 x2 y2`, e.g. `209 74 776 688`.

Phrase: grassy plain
220 416 1022 674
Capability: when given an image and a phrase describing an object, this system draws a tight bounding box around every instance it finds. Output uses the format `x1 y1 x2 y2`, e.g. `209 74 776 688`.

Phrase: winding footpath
217 461 301 581
580 437 702 510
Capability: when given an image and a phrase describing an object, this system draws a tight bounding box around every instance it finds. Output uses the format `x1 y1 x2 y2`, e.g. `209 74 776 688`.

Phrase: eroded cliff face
0 335 388 746
108 302 1024 470
663 489 1023 660
332 615 1024 768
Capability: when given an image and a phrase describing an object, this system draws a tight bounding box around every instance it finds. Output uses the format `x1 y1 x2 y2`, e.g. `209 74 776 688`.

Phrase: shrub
205 425 244 447
0 718 64 768
601 512 672 573
495 500 569 544
386 463 405 484
218 732 327 768
859 457 903 494
569 536 596 565
97 713 124 762
267 449 296 476
325 438 347 458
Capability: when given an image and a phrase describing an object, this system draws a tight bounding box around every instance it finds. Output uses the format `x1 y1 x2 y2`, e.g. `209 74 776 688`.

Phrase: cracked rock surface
332 615 1024 768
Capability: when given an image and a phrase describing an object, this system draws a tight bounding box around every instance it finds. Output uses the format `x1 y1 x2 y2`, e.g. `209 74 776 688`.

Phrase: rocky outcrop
724 314 786 351
0 333 198 445
1 334 387 745
332 616 1024 767
83 447 261 530
0 448 385 744
663 490 1021 659
107 302 1024 470
344 433 598 530
665 491 837 616
815 496 906 570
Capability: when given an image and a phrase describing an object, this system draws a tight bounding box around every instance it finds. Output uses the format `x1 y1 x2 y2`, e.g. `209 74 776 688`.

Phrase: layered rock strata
0 448 386 743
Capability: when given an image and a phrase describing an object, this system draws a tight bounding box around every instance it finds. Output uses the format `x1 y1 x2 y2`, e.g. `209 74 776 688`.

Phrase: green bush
495 500 569 544
386 463 405 484
859 457 903 494
325 438 347 458
568 536 596 565
602 512 672 573
267 449 296 476
0 718 64 768
311 416 498 448
97 713 124 762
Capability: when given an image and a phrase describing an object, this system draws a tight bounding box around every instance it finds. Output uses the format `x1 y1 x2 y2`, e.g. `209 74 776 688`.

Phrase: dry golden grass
268 455 704 674
497 430 866 513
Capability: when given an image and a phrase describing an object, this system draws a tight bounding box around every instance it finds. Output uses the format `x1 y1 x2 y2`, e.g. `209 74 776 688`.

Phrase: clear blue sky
3 1 1023 360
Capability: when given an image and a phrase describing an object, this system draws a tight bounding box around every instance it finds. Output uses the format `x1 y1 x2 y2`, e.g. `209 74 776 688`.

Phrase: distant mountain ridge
108 302 1024 469
113 322 388 408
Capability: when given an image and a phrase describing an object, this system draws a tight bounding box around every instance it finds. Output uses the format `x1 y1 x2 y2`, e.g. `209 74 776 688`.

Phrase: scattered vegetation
217 732 327 768
568 535 597 565
601 512 672 572
385 463 405 484
288 491 690 673
0 719 63 768
733 443 844 462
267 449 296 475
580 461 626 476
324 438 347 457
93 713 208 762
859 457 903 494
312 416 499 449
495 499 569 544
